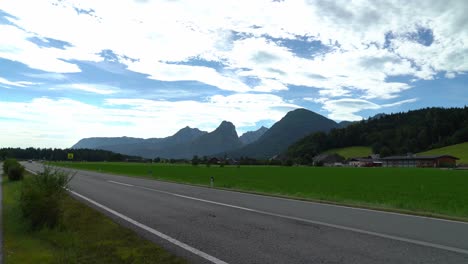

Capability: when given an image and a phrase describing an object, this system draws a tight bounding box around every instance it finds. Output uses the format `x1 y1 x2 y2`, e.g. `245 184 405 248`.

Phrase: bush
3 158 17 175
20 166 74 230
8 162 24 181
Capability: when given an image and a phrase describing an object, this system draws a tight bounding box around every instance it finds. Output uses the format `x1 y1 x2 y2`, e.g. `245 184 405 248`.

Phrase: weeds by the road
2 171 186 264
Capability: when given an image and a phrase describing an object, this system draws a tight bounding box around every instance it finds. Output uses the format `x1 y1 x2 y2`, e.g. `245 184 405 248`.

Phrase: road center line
107 179 468 256
108 180 134 187
69 189 229 264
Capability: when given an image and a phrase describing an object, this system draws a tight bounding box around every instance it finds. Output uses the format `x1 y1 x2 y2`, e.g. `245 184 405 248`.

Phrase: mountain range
72 108 345 159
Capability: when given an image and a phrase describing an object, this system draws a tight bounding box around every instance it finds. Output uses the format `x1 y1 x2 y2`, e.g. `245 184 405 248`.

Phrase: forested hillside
226 108 339 159
288 107 468 160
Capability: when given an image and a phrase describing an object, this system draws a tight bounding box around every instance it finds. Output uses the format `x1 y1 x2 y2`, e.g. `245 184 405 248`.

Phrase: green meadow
419 142 468 165
53 162 468 220
325 146 373 159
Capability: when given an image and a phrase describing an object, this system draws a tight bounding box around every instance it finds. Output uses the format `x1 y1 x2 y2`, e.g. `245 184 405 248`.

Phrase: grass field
52 162 468 220
2 173 186 264
325 146 372 159
418 142 468 165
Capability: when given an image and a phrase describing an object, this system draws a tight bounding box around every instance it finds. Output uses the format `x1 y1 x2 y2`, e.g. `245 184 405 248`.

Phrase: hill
325 146 372 159
190 121 242 157
155 121 242 159
72 127 207 158
72 137 145 149
337 121 354 128
288 107 468 161
239 126 268 145
72 109 349 159
418 142 468 165
227 108 339 159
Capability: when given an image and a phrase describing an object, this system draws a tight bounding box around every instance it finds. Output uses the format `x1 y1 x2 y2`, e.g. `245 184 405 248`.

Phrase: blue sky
0 0 467 148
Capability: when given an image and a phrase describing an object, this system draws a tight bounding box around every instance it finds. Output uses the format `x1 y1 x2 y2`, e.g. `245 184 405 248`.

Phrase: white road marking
108 179 468 256
25 168 38 175
24 166 468 256
68 190 229 264
25 167 228 263
108 180 134 187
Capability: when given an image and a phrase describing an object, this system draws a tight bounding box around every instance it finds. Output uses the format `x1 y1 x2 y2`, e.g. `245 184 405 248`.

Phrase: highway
23 162 468 264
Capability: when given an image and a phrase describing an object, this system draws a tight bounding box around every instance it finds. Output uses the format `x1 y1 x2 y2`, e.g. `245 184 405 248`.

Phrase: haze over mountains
73 108 344 159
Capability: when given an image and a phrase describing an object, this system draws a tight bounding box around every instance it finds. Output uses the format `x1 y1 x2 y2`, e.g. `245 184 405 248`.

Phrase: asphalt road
23 162 468 264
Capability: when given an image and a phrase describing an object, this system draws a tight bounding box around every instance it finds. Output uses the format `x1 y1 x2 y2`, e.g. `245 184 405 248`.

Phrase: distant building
208 157 220 164
313 153 345 166
348 158 382 167
380 155 459 168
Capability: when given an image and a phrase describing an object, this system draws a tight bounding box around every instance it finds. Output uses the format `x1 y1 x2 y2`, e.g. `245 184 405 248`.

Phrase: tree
380 146 392 157
191 155 200 166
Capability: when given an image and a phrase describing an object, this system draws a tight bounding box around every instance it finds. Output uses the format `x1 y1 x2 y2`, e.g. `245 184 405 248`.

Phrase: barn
380 155 459 168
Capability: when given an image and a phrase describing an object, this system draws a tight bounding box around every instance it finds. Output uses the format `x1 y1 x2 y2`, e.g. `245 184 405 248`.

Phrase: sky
0 0 467 148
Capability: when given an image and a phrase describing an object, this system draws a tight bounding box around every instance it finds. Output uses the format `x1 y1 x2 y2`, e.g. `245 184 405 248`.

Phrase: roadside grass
418 142 468 165
2 173 186 264
325 146 373 159
52 162 468 220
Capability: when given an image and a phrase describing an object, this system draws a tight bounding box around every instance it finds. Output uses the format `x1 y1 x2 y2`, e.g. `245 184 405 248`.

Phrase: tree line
0 147 141 162
287 107 468 162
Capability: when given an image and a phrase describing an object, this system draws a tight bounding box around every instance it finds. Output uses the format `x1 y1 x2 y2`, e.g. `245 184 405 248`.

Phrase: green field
325 146 372 159
418 142 468 165
2 174 186 264
52 162 468 220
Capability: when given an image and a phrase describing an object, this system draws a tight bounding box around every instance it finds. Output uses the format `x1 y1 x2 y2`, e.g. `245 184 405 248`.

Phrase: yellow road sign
67 153 74 160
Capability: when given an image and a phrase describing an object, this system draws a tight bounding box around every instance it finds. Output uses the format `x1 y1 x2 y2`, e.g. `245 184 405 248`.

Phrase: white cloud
125 60 251 92
1 0 466 98
51 83 120 95
24 73 67 80
252 78 288 92
0 95 298 148
322 98 418 121
0 76 37 87
0 0 467 142
0 24 83 73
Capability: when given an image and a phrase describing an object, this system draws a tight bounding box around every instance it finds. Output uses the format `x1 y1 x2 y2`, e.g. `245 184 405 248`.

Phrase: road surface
23 162 468 264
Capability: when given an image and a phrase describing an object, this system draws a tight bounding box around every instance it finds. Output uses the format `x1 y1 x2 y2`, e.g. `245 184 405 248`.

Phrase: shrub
20 166 74 230
3 158 17 175
7 162 24 181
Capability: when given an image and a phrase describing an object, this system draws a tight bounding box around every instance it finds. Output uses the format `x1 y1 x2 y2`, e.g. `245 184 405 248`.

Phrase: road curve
23 162 468 264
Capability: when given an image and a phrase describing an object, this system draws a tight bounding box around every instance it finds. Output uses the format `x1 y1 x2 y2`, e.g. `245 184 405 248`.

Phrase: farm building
313 153 345 166
380 155 459 168
349 158 382 167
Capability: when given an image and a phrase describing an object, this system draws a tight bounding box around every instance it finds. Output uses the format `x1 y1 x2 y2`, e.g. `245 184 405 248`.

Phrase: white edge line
26 167 228 264
25 168 38 175
25 166 468 255
68 189 229 264
107 180 468 256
